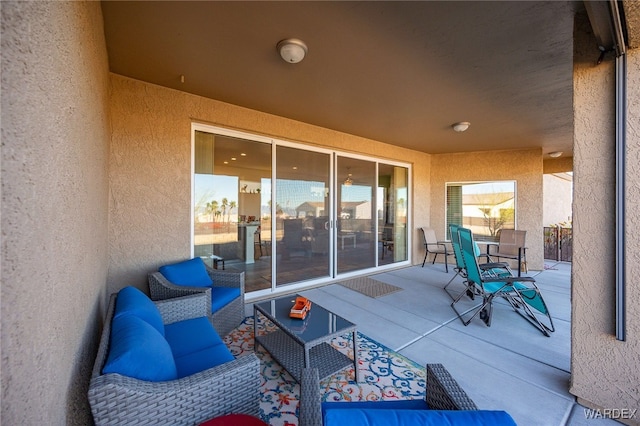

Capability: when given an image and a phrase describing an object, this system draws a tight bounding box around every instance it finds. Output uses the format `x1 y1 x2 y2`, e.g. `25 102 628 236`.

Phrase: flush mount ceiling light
549 151 563 158
452 122 471 132
277 38 308 64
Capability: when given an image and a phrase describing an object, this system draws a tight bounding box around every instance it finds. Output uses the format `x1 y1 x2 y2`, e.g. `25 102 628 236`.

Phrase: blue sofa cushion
159 257 213 288
114 286 164 336
173 343 235 378
211 286 241 313
322 400 428 418
102 315 177 382
164 316 224 358
323 408 517 426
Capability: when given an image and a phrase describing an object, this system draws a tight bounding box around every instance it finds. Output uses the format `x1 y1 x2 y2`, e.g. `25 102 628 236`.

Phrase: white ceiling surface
102 1 582 157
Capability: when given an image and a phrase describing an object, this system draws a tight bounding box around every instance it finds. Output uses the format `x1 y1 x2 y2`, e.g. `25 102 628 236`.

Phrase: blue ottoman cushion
323 408 517 426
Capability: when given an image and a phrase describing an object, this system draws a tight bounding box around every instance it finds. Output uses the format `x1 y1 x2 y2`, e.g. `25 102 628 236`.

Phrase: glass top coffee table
253 295 359 383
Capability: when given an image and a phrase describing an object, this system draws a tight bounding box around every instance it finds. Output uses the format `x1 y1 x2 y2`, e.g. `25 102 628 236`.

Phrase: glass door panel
337 157 376 274
275 146 331 287
378 163 408 265
193 130 272 293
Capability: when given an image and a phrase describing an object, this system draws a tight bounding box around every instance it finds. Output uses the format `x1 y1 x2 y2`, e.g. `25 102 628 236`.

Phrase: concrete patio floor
248 261 621 426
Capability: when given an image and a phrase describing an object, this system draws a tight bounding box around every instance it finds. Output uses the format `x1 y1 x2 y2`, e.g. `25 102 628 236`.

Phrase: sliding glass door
378 163 408 264
193 124 410 295
336 156 376 274
193 130 272 293
275 145 331 287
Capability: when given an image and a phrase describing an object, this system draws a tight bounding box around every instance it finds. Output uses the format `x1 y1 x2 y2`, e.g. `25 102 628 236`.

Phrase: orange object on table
290 296 312 319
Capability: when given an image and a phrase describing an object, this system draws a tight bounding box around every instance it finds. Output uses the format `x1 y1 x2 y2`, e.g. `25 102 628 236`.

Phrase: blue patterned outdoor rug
224 317 425 426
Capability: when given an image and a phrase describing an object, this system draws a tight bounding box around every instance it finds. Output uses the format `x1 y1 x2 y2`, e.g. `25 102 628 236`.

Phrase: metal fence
544 227 572 262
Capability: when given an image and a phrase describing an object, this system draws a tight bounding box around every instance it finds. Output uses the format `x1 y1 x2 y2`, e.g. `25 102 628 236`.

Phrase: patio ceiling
101 1 586 158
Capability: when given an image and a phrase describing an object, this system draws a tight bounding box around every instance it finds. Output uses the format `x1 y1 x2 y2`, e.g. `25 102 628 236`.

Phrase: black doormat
338 277 403 298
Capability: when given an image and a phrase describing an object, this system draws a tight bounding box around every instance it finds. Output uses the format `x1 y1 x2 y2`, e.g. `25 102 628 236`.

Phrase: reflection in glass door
337 157 376 274
194 125 410 295
378 163 408 265
275 146 331 287
193 129 272 293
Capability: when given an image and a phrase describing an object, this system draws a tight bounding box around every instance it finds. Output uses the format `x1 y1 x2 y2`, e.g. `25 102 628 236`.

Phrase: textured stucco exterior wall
108 75 432 293
430 149 544 270
570 13 640 419
1 1 110 425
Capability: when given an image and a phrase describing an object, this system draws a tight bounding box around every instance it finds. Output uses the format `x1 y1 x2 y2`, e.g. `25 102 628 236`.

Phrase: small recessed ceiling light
231 157 237 161
292 166 298 170
223 161 229 164
241 153 247 156
549 151 563 158
452 122 471 132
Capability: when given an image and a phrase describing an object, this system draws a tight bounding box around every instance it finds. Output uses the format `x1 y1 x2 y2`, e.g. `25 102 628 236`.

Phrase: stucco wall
570 12 640 420
430 149 544 271
1 1 110 424
108 74 432 293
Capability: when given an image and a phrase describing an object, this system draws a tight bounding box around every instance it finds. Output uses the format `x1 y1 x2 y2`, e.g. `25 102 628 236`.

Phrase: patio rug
338 276 403 298
224 317 425 426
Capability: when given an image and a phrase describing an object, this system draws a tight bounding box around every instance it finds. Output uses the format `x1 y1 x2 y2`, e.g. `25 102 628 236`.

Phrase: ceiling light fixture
549 151 563 158
452 122 471 132
277 38 308 64
344 173 353 186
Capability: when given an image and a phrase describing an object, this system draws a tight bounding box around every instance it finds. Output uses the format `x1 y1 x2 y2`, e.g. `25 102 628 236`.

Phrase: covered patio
251 261 615 425
2 1 640 425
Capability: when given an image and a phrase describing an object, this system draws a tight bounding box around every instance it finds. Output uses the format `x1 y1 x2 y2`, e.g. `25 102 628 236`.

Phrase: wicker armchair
299 364 479 426
88 292 260 426
148 264 245 337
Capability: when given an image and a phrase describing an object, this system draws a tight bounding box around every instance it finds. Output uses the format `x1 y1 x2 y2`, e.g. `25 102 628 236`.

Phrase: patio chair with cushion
148 257 245 337
299 364 517 426
88 286 260 425
452 226 554 336
444 224 512 301
420 227 453 272
487 229 528 276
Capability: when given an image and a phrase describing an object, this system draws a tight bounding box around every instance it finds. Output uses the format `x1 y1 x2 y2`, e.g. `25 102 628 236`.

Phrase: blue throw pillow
114 286 164 336
159 258 213 288
102 315 177 382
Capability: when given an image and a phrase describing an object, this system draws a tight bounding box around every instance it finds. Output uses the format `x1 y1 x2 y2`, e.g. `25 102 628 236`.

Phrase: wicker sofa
148 257 245 337
88 287 260 426
299 364 516 426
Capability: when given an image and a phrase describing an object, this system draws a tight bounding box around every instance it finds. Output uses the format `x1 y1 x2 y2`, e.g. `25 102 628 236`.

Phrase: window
446 181 516 241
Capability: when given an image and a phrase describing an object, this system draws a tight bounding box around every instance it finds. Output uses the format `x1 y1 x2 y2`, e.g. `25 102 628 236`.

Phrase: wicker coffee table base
254 308 359 384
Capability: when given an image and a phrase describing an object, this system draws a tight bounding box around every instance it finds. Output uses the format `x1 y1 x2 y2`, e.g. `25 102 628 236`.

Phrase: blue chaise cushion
323 408 517 426
114 286 164 336
159 257 213 288
211 286 241 313
102 315 178 382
